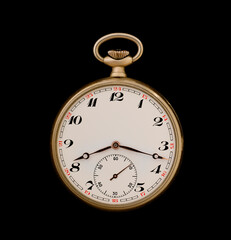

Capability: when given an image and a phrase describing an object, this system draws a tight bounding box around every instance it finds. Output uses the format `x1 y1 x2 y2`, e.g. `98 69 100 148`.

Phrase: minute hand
119 145 168 160
119 145 153 157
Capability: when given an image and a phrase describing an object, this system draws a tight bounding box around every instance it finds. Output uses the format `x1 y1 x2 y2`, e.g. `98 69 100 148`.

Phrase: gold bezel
51 77 184 211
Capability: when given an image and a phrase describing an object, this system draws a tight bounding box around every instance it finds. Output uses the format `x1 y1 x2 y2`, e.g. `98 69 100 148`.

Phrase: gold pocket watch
51 33 184 211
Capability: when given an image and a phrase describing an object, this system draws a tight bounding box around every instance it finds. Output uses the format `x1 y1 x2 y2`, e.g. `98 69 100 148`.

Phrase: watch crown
104 50 133 78
108 50 130 60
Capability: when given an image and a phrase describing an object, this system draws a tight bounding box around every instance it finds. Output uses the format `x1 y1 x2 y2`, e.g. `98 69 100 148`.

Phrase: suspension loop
93 33 143 63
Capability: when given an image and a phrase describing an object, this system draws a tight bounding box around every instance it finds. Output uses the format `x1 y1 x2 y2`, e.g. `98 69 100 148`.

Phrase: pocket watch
51 33 183 211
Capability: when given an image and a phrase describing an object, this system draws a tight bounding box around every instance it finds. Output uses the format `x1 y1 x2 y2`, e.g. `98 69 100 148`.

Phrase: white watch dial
52 81 182 210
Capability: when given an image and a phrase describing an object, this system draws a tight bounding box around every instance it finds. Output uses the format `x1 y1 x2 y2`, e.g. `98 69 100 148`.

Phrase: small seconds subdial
94 154 137 198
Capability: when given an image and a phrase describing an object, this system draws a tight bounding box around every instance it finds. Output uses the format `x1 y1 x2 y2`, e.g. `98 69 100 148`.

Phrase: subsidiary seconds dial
94 154 137 198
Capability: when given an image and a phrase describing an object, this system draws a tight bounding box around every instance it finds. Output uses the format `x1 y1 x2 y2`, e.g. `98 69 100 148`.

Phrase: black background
9 7 224 237
40 27 201 227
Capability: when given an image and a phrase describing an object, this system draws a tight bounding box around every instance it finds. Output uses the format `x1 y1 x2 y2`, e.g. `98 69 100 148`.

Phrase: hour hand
74 152 90 160
74 145 111 161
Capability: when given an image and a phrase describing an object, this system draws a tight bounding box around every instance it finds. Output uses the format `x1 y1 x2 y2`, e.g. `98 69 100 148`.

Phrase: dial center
111 174 118 180
112 141 120 149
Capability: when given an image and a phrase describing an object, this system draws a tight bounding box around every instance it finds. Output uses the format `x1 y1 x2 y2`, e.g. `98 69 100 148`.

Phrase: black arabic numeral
134 182 145 192
150 164 161 173
158 141 169 151
153 117 163 126
69 115 82 125
88 98 98 107
138 99 144 108
110 92 124 101
70 162 80 172
85 180 94 190
64 139 73 148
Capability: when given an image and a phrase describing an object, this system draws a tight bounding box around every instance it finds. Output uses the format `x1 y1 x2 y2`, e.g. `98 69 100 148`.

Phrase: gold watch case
51 33 184 211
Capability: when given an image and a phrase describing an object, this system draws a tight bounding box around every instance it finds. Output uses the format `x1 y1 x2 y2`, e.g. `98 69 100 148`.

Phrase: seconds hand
110 163 132 181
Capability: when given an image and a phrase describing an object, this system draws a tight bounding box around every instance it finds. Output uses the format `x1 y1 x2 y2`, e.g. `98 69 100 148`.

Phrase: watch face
51 78 183 210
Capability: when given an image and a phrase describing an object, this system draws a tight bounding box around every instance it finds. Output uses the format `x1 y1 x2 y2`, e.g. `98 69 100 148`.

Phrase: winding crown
108 50 130 60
